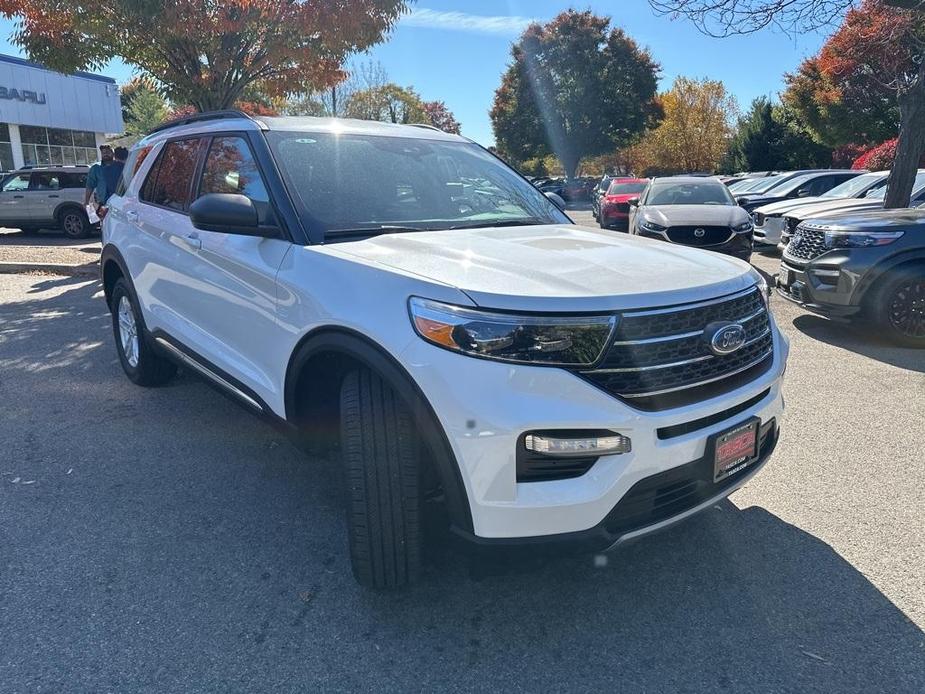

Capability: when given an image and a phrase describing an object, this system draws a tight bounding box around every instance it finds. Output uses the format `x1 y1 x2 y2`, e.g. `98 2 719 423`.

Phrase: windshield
646 181 734 206
822 173 884 199
866 171 925 200
746 174 790 194
267 132 568 237
728 177 767 192
608 181 647 195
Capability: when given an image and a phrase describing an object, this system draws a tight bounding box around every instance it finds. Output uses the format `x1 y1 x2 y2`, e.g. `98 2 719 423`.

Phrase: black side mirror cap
627 197 639 207
190 193 281 238
545 191 567 211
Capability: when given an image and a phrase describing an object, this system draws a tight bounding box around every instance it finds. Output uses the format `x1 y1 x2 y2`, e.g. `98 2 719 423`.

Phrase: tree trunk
561 154 579 182
885 82 925 209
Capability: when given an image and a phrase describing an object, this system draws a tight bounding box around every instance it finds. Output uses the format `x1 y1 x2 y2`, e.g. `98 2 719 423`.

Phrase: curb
0 261 99 277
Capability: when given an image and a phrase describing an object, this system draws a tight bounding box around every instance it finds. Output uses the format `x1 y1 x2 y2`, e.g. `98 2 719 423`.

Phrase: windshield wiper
446 217 550 230
326 225 438 239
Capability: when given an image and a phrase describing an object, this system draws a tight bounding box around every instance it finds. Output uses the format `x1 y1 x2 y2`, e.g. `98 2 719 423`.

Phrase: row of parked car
586 169 924 347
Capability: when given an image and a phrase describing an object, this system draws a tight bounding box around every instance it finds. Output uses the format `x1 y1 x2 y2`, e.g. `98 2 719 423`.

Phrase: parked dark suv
777 209 925 346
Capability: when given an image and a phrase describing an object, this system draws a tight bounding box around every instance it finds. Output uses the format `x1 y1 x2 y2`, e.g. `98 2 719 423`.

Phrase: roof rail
146 109 259 136
407 123 441 132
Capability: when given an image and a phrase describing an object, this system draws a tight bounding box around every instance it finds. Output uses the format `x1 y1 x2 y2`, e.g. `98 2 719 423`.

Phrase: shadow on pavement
1 277 922 691
792 313 925 373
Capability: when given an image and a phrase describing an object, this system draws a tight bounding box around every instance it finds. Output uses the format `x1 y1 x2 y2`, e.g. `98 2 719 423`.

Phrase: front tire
60 208 90 239
110 279 177 386
340 368 422 589
876 267 925 347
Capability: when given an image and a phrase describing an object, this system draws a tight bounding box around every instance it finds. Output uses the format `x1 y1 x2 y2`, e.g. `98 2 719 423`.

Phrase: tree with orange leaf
0 0 408 112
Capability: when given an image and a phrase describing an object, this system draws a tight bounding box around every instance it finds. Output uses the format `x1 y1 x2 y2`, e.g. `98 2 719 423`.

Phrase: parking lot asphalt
1 221 924 691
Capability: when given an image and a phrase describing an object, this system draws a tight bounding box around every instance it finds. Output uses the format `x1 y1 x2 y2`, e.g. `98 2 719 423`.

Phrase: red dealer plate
712 418 759 483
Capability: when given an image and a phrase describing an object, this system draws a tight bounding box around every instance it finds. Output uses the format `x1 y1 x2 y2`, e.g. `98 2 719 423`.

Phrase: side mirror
735 197 748 206
627 197 639 208
545 191 567 211
190 193 279 238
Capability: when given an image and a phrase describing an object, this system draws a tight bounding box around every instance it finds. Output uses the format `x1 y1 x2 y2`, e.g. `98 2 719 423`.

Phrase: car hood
603 193 639 203
641 205 749 227
802 208 925 231
785 197 883 221
754 196 831 216
328 224 757 312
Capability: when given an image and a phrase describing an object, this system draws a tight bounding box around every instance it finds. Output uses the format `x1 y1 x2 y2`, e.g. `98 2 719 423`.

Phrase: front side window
140 138 203 211
2 174 30 192
268 132 568 239
198 136 270 214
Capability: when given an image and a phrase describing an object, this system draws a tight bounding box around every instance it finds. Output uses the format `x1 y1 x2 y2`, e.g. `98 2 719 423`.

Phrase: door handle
48 194 60 198
126 210 139 222
13 195 23 199
182 233 202 250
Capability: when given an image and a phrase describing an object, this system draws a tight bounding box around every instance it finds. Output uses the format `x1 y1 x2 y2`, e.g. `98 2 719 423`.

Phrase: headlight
733 221 754 233
408 298 616 366
640 219 667 233
823 230 904 248
755 275 771 310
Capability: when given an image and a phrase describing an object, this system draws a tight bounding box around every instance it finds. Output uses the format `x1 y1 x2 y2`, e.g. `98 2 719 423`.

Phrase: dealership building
0 53 123 171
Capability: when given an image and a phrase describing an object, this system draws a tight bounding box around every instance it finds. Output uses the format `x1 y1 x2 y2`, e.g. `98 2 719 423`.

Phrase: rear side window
59 172 87 189
30 173 60 190
140 138 203 211
117 145 154 197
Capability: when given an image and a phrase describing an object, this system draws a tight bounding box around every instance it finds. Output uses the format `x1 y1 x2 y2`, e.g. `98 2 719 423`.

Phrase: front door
0 173 32 225
25 171 62 224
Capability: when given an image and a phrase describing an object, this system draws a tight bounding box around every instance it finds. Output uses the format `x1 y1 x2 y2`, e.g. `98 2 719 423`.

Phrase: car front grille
615 202 630 213
784 225 828 261
580 287 773 411
666 226 732 246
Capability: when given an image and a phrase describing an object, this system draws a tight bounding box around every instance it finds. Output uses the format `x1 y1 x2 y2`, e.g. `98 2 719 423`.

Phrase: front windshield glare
749 175 788 194
647 182 734 206
823 173 880 198
268 132 568 236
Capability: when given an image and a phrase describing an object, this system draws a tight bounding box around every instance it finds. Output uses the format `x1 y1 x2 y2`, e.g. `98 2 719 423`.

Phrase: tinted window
141 139 202 211
60 172 88 188
2 174 30 192
118 145 154 197
198 136 269 201
30 173 60 190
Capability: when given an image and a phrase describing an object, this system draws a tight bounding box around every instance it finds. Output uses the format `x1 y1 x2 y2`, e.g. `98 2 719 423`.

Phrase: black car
777 209 925 346
737 170 860 214
591 175 613 220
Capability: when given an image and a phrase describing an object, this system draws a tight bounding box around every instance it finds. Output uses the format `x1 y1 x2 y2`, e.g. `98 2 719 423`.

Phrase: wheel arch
856 251 925 304
100 244 131 309
53 201 87 224
284 326 473 533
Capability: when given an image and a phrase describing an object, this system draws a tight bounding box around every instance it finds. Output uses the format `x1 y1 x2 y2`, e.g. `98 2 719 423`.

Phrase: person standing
84 144 115 213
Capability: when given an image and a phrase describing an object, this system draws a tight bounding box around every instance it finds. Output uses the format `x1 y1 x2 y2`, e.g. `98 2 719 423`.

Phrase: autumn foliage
0 0 408 111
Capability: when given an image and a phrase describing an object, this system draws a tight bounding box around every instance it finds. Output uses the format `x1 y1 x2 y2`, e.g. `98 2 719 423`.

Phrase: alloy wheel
888 279 925 339
117 296 140 367
62 213 84 237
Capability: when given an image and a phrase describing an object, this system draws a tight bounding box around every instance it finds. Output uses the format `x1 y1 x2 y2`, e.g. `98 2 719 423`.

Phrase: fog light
524 431 631 457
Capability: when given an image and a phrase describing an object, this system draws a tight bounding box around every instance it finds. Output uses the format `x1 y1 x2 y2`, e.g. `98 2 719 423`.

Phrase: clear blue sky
0 1 832 145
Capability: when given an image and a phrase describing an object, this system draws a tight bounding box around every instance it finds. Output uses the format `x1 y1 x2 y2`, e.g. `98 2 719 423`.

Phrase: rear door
179 133 291 400
128 136 209 347
26 171 62 223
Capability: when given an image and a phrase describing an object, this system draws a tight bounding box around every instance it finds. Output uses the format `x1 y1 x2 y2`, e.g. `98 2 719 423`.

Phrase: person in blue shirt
84 144 115 210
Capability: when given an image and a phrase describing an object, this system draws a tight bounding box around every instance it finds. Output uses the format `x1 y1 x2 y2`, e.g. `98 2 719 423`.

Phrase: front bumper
775 254 864 319
753 217 786 246
600 209 629 230
401 321 788 541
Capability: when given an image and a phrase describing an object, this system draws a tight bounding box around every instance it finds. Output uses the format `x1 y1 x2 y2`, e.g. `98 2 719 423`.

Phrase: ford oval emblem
694 228 706 238
708 323 746 356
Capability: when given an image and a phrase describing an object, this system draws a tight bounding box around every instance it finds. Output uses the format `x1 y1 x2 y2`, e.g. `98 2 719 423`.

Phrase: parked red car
599 178 648 231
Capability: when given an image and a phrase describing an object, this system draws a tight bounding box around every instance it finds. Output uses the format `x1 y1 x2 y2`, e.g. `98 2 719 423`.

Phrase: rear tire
340 368 422 589
110 279 177 386
875 266 925 347
60 208 90 239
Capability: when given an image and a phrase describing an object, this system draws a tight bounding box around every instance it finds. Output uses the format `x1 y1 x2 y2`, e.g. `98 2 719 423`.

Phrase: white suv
101 112 788 588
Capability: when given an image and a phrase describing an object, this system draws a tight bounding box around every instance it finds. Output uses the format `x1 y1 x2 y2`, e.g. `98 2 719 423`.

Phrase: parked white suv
101 112 788 588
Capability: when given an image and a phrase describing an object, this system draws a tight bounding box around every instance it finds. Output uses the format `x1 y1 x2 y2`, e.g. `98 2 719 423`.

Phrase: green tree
125 86 169 135
344 84 427 124
490 10 660 181
723 98 830 172
1 0 407 112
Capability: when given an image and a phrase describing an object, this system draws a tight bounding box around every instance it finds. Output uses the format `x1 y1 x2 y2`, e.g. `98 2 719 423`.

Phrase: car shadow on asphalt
3 277 923 691
792 314 925 373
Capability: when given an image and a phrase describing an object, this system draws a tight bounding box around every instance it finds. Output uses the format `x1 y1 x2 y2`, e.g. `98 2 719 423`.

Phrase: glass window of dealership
0 54 124 171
